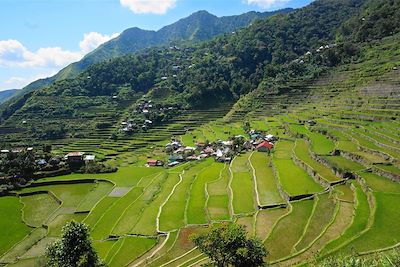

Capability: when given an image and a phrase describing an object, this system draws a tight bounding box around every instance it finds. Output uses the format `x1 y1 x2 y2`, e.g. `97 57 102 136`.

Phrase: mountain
0 89 18 104
3 0 399 142
19 9 292 95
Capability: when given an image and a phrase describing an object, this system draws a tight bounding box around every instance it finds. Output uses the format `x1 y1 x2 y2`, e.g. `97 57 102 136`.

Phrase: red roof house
256 141 274 152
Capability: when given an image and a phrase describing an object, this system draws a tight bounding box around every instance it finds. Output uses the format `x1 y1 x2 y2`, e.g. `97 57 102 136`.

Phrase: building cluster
120 98 178 133
146 129 278 168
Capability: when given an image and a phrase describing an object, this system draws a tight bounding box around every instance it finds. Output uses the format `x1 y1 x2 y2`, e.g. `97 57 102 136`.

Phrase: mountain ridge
0 89 18 104
16 8 293 97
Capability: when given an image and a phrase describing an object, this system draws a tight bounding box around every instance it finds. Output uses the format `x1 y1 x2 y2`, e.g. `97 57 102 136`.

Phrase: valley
0 0 399 266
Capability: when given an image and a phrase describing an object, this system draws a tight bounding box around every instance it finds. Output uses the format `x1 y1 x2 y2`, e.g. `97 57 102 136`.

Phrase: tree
192 223 267 267
46 221 105 267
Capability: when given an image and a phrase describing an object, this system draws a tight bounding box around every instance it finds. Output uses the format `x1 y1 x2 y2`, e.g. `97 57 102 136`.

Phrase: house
215 149 224 158
84 155 96 162
265 134 276 142
11 148 24 154
169 154 184 162
243 141 252 150
186 156 199 161
217 157 232 163
147 160 164 167
256 141 274 152
203 147 214 155
196 142 206 149
250 133 261 140
65 152 84 163
307 120 317 126
1 149 10 154
168 161 180 167
199 154 209 159
222 141 233 147
175 147 186 154
36 159 47 166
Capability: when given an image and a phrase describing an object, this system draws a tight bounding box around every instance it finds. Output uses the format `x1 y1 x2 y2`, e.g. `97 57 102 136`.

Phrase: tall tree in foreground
46 221 105 267
192 223 267 267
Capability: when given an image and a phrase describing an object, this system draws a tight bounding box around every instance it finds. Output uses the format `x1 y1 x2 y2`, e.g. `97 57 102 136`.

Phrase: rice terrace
0 0 400 266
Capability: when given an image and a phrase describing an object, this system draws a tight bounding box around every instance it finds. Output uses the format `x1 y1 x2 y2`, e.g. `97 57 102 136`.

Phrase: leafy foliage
314 249 400 266
192 223 267 267
46 221 105 267
339 0 400 42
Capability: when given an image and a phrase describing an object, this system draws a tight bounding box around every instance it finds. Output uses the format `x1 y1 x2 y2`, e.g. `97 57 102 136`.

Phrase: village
0 146 114 191
146 128 277 168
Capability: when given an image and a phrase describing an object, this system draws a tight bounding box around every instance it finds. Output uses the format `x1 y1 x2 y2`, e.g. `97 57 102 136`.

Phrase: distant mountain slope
0 89 18 104
0 0 371 137
20 9 292 95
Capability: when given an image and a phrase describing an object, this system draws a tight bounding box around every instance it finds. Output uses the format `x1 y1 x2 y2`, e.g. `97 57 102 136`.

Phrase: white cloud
0 31 120 90
79 32 119 54
0 39 82 68
4 71 58 89
120 0 176 14
245 0 290 9
0 32 119 69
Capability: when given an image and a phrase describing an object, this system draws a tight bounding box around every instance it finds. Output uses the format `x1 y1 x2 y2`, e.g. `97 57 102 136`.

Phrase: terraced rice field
1 39 400 266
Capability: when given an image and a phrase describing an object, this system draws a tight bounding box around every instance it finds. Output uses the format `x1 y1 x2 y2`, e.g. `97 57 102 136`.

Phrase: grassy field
250 152 285 205
76 181 114 212
207 164 230 221
20 193 60 227
341 192 400 253
0 197 32 256
264 199 315 261
255 208 289 241
231 154 257 215
294 193 336 252
133 172 181 235
294 139 341 183
359 172 400 193
322 156 365 172
2 41 400 266
107 237 157 267
160 160 212 230
273 159 323 196
187 161 224 224
321 183 370 255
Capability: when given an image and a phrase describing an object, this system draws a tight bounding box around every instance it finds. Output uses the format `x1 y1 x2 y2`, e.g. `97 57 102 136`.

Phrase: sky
0 0 313 91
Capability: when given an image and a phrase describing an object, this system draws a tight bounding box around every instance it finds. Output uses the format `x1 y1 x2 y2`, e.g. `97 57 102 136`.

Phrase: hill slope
0 89 18 104
19 9 292 95
0 0 369 141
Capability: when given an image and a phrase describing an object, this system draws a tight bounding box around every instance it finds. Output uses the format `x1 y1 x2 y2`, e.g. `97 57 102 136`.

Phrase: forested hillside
15 9 291 96
0 0 400 266
1 0 399 144
0 89 18 104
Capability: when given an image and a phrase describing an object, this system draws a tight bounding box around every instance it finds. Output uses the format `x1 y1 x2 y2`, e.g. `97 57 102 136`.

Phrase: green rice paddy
2 49 400 266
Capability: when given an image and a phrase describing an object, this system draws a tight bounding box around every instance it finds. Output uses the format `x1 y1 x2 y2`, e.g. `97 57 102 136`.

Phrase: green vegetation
20 193 60 227
46 221 105 267
265 199 314 261
1 0 400 265
342 193 400 253
321 184 370 255
192 223 267 267
274 159 323 196
187 161 223 224
295 193 336 252
0 197 31 255
231 154 256 214
250 152 284 205
294 139 341 183
207 164 230 221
